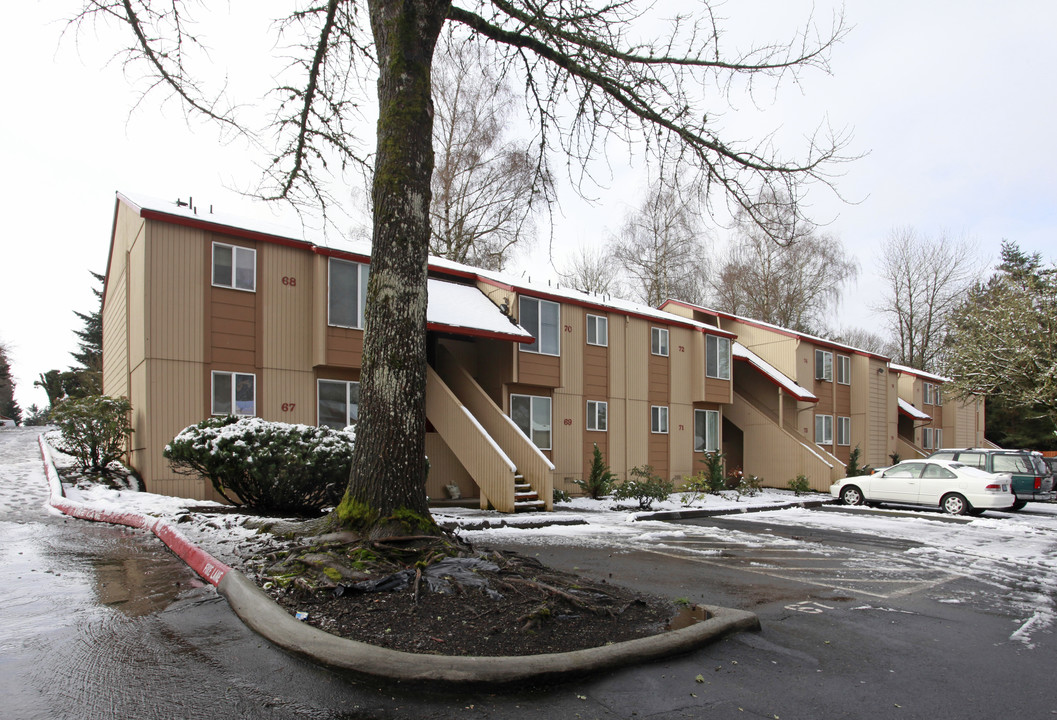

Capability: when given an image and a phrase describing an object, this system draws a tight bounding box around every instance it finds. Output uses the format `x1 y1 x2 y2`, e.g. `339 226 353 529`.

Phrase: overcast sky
3 1 1056 411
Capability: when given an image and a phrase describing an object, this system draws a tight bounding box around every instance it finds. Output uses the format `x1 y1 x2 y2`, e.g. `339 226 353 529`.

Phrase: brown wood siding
835 382 851 416
648 353 669 404
583 343 608 397
647 336 670 479
518 350 561 387
704 376 730 404
325 326 364 367
648 426 669 481
813 379 834 415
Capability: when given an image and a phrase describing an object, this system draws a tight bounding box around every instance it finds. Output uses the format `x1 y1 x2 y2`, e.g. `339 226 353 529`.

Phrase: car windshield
992 455 1032 473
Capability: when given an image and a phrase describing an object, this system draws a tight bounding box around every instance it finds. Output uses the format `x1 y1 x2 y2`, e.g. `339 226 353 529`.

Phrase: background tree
710 195 857 333
558 244 619 296
828 327 896 358
613 178 709 306
0 342 22 424
70 271 104 394
944 241 1057 438
875 227 979 371
75 0 850 536
429 34 549 270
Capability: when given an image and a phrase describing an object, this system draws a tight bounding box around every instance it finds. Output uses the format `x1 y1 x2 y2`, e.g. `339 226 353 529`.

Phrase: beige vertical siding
312 254 329 367
260 368 315 425
609 315 628 404
425 433 475 500
552 391 584 487
128 228 147 371
625 319 649 401
146 222 206 363
143 358 208 497
729 321 798 374
560 304 584 396
624 399 650 476
669 402 694 482
260 244 314 371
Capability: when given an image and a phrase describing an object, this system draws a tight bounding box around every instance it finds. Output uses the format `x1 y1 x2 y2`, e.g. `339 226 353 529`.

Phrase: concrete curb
219 569 759 686
39 434 761 686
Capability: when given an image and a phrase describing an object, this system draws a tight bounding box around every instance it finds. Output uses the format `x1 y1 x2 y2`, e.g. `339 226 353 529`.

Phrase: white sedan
830 459 1014 515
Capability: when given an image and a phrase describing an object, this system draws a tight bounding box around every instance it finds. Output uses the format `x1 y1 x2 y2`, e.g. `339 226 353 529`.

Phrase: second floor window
212 242 256 291
212 371 255 416
706 335 731 379
329 258 370 329
651 327 669 357
923 382 940 405
587 314 608 347
837 355 851 385
520 297 560 355
815 349 833 382
318 379 360 429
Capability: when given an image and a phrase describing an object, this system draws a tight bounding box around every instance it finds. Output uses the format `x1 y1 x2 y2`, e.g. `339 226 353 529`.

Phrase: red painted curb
38 435 231 586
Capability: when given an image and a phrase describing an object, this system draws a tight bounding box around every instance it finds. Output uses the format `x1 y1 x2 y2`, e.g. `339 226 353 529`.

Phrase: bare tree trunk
334 0 450 535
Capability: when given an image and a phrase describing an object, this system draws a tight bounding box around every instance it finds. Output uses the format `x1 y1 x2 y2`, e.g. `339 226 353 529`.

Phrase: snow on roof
897 397 932 421
427 279 534 343
116 191 733 337
662 300 890 361
732 342 818 402
889 363 951 383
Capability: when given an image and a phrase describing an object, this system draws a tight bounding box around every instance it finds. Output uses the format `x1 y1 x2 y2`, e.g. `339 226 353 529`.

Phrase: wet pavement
4 427 1056 719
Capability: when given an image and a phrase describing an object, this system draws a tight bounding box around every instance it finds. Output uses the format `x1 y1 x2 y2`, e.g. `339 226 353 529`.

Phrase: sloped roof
897 397 932 421
733 342 818 402
889 363 951 383
426 279 534 343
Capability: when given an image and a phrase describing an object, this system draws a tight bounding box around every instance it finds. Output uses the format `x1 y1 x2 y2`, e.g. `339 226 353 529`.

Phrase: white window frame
317 379 360 429
706 335 731 380
815 413 833 445
837 355 851 385
651 327 669 357
923 427 934 449
651 405 669 434
923 382 939 406
694 409 720 453
211 371 256 416
519 297 561 356
586 400 608 432
586 314 608 347
837 416 851 446
328 258 370 329
815 349 833 382
212 242 256 292
510 394 553 450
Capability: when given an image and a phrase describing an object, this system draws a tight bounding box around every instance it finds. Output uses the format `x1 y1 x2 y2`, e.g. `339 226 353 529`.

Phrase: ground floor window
922 426 942 450
651 405 669 434
586 400 607 432
511 394 552 450
212 371 255 416
815 414 833 445
694 409 719 452
318 379 360 429
837 416 851 446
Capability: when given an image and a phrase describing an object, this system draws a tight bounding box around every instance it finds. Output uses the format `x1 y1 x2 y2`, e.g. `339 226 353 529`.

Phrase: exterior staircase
514 474 546 512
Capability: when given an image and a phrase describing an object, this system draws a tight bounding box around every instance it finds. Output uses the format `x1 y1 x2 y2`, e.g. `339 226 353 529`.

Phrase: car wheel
840 485 865 506
1010 499 1027 511
941 493 969 515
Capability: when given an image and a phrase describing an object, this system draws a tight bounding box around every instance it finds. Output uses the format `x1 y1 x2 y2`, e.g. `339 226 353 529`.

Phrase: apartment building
889 363 987 458
660 301 896 491
102 192 735 510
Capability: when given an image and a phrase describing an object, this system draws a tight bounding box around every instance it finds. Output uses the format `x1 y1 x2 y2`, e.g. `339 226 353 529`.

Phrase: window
328 258 370 329
957 452 985 470
694 409 720 452
815 349 833 382
886 462 925 478
212 371 255 416
923 464 956 479
586 400 608 431
318 379 360 429
706 335 731 380
212 242 256 291
923 382 942 405
651 406 669 434
935 387 943 405
815 414 833 444
511 394 552 449
837 355 851 385
651 327 669 357
519 297 560 355
837 416 851 446
586 314 608 347
992 454 1032 473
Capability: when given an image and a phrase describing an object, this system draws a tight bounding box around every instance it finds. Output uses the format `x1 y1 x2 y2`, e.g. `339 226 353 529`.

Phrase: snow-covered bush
164 416 354 514
574 443 616 498
51 395 132 474
613 465 674 510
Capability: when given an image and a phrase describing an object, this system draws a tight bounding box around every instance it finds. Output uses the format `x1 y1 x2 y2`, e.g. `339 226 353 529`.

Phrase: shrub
889 452 902 465
787 474 811 496
51 395 132 473
680 473 711 506
735 473 763 497
845 445 873 477
553 488 571 503
699 451 727 494
574 443 617 498
164 416 355 514
613 465 674 510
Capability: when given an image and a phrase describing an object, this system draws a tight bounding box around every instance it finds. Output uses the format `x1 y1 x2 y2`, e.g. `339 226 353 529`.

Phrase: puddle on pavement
667 605 712 630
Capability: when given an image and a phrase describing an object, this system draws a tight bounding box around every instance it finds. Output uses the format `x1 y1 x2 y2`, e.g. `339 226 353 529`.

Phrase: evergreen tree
0 343 22 424
69 271 104 395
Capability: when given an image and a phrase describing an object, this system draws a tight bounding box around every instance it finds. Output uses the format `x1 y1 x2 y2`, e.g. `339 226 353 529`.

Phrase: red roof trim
313 246 372 264
733 355 819 403
426 322 533 343
139 208 317 253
